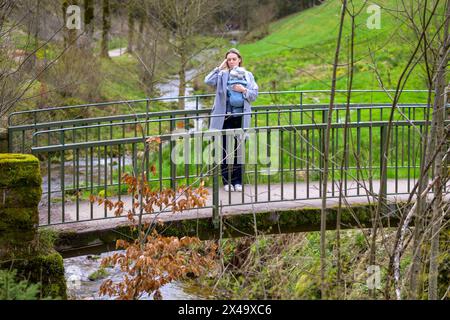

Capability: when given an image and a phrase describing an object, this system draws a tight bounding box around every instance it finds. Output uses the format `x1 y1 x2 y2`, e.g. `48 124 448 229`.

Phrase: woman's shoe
224 184 235 192
234 184 242 192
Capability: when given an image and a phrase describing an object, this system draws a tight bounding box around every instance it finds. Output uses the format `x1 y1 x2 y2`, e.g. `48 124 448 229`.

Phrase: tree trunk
137 13 144 52
84 0 94 38
68 0 78 46
320 0 347 299
428 2 449 298
34 0 40 50
62 0 68 47
100 0 110 58
336 14 355 299
178 42 187 110
127 7 134 53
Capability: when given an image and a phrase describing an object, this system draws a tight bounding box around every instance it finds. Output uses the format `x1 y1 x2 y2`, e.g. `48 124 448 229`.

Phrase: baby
227 67 247 114
229 66 246 81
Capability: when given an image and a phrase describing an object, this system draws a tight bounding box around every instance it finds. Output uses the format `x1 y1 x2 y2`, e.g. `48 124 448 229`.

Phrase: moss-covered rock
0 186 42 209
0 129 8 153
88 267 108 281
0 153 66 299
0 207 39 231
0 154 41 187
0 230 36 253
7 251 67 299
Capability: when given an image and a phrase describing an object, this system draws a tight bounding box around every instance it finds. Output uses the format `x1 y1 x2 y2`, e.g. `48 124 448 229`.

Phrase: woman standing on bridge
204 48 259 192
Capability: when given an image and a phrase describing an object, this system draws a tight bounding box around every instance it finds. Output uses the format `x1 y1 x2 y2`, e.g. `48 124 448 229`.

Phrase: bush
44 46 102 104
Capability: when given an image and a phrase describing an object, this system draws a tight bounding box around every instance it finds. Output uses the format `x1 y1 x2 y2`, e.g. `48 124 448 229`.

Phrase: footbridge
6 90 448 256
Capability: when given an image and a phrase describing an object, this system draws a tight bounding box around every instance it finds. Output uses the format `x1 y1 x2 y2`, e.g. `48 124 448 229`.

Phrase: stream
156 68 207 132
64 250 214 300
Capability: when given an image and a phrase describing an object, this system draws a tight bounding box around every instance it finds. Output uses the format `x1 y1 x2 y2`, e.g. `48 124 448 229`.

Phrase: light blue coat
204 67 259 130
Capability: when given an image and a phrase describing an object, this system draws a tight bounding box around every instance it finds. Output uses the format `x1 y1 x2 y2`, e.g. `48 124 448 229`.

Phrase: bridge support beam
52 202 405 258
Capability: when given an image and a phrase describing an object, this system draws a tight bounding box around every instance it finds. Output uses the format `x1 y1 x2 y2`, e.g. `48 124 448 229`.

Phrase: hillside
238 0 431 104
2 0 438 117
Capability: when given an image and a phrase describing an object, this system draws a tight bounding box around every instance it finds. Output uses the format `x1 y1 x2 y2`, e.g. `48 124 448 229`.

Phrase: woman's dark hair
225 48 243 66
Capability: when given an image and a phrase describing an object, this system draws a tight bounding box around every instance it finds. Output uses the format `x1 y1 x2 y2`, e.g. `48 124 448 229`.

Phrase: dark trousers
221 116 243 186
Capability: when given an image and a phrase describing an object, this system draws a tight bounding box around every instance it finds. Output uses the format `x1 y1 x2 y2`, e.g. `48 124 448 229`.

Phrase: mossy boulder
0 230 36 254
0 154 41 187
1 230 67 299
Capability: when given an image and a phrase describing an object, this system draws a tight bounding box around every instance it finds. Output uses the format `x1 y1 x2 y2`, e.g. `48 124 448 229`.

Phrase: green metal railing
8 89 430 153
30 118 448 226
23 104 446 225
8 89 447 226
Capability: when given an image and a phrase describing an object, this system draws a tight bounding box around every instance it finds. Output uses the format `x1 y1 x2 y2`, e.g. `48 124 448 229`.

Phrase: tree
427 0 449 300
84 0 94 39
366 0 450 300
100 0 110 58
143 0 221 109
61 0 79 47
126 1 137 53
320 0 347 299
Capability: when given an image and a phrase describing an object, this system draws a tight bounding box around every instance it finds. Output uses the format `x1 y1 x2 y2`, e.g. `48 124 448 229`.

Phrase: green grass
234 0 434 103
92 35 128 53
100 53 148 103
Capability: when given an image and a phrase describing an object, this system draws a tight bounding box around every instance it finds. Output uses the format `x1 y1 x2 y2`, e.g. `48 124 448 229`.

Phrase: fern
0 269 40 300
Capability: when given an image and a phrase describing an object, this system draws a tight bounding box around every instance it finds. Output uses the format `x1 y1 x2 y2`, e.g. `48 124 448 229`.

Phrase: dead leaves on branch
146 136 161 145
89 168 214 300
90 173 209 217
146 136 161 153
99 232 217 300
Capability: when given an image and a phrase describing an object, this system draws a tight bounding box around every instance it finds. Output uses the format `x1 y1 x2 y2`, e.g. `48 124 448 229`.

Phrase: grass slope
238 0 432 105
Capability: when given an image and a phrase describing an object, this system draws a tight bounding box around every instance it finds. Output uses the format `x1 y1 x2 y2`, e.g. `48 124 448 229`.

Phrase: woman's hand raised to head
219 59 228 70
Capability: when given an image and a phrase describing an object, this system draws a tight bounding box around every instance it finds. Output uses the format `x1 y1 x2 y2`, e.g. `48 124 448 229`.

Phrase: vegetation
194 0 432 108
0 269 41 300
88 268 109 281
196 229 450 299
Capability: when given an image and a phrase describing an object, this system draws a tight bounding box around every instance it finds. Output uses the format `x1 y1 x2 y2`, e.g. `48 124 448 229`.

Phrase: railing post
322 108 328 124
170 116 176 191
146 99 150 136
211 129 220 228
212 161 219 228
320 110 328 196
196 96 200 131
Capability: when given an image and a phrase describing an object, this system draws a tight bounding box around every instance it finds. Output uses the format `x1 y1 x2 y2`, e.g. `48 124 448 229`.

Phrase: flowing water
64 250 215 300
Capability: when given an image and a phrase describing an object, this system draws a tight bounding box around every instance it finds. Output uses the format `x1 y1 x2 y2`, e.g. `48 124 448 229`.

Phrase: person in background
204 48 259 192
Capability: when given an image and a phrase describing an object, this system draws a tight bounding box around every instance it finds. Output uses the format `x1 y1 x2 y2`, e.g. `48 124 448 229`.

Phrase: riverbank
193 229 450 300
